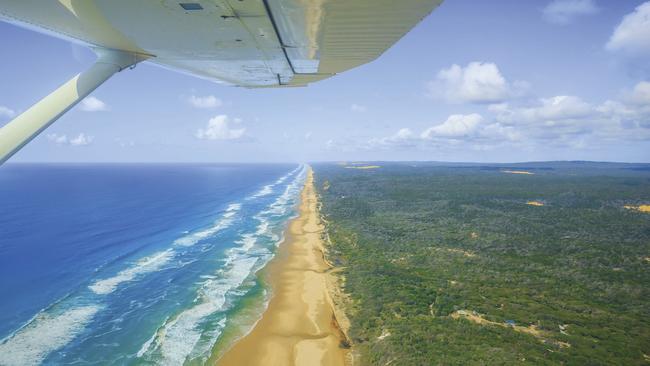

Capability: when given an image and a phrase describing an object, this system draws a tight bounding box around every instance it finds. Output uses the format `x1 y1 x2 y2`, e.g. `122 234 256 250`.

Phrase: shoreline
215 167 350 366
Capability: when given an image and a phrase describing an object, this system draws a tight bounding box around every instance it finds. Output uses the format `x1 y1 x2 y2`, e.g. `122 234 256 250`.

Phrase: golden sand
451 310 569 348
526 201 545 206
451 310 542 337
338 162 380 170
502 170 535 175
216 168 349 366
624 204 650 213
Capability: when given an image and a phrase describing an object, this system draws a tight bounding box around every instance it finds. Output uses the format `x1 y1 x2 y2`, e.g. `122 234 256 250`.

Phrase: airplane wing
0 0 441 87
0 0 442 162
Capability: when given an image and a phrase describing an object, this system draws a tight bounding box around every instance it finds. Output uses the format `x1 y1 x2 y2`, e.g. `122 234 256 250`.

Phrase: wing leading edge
0 0 442 87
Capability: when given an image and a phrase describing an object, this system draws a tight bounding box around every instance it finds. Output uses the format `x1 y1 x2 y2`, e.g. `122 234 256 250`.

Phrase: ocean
0 163 306 365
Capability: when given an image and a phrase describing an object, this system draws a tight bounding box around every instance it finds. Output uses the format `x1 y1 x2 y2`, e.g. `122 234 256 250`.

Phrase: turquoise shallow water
0 163 306 365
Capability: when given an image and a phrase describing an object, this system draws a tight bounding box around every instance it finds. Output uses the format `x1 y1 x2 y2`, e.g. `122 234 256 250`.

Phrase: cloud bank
542 0 598 24
47 133 94 146
606 2 650 56
363 77 650 153
195 115 246 141
188 95 223 109
0 105 15 118
80 97 108 112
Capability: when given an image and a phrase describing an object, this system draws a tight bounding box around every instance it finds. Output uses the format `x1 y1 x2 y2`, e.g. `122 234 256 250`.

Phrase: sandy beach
216 167 350 366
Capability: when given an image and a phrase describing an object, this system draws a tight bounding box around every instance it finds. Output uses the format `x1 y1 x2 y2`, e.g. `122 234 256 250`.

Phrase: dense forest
314 162 650 365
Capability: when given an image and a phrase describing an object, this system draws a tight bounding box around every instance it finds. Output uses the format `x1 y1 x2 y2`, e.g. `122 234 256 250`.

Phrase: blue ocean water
0 163 306 365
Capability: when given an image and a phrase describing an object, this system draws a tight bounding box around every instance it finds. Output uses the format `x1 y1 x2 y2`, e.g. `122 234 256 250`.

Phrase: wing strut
0 48 149 165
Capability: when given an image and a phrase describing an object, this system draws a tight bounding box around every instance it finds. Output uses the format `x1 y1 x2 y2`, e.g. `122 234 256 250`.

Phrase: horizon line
4 160 650 165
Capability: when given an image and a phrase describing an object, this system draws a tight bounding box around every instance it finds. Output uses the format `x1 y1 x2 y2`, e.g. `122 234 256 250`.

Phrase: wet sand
216 167 349 366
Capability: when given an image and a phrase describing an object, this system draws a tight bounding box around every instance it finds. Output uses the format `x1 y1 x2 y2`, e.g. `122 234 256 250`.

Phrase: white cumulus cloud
542 0 598 24
195 115 246 140
47 133 68 145
626 80 650 105
47 133 94 146
491 96 596 140
366 128 417 149
495 96 594 125
0 105 15 118
80 96 108 112
491 89 650 142
421 114 484 138
366 82 650 153
606 2 650 57
366 113 521 151
69 133 94 146
599 81 650 130
188 95 223 109
427 62 525 104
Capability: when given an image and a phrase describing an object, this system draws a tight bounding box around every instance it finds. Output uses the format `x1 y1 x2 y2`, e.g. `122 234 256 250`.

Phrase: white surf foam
139 256 259 364
274 165 300 185
136 169 307 363
92 202 242 295
255 219 271 236
262 167 306 217
236 234 257 252
246 165 302 201
89 249 174 295
173 203 240 247
249 184 273 199
0 305 100 366
0 199 251 365
136 328 158 358
225 203 241 212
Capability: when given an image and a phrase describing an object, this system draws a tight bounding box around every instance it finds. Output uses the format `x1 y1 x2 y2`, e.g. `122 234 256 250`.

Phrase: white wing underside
0 0 441 87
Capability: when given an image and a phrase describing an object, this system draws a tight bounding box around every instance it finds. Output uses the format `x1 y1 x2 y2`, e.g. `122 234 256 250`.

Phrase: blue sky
1 0 649 163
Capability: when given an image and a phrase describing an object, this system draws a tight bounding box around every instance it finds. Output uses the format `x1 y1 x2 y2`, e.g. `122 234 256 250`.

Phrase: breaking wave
89 250 174 295
0 305 101 366
89 202 242 295
0 165 306 366
136 165 307 364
